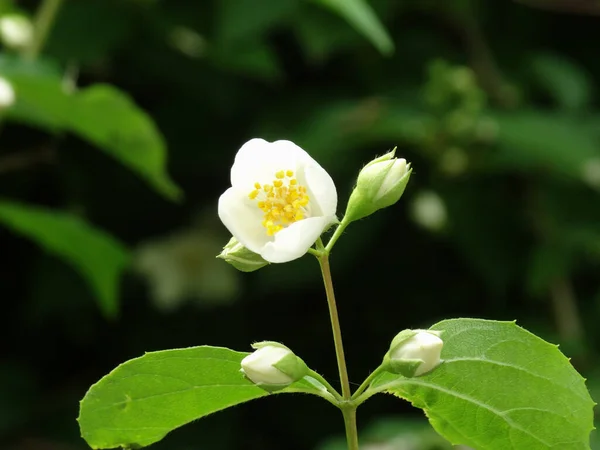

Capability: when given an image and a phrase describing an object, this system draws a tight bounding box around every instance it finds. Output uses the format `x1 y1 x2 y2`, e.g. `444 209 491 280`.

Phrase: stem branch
319 255 352 400
318 252 358 450
351 366 384 402
26 0 64 60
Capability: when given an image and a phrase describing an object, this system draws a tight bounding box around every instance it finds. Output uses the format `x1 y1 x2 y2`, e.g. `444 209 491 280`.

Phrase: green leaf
531 53 592 111
0 58 182 201
309 0 394 55
366 319 594 450
68 84 182 201
217 0 298 43
78 346 334 449
0 200 129 317
490 111 598 179
210 39 282 81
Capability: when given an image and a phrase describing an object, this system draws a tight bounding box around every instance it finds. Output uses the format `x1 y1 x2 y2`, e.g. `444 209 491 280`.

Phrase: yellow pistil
248 169 310 236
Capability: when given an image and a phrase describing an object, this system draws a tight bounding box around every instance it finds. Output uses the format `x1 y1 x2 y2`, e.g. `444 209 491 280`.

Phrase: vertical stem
319 254 352 399
318 253 359 450
342 408 359 450
549 277 584 344
25 0 64 60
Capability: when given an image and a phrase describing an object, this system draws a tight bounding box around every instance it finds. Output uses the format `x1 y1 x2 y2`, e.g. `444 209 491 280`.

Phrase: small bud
241 341 309 391
0 77 15 109
344 148 412 222
384 329 444 377
217 237 268 272
0 14 33 50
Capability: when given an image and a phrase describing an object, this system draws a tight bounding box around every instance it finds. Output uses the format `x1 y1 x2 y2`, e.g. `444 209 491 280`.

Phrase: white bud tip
390 330 444 376
0 15 33 48
0 77 15 108
241 345 294 386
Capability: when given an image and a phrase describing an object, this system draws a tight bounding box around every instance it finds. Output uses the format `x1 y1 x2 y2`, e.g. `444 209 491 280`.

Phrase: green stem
284 386 339 407
325 221 348 253
25 0 64 60
342 408 359 450
307 369 343 402
318 252 359 450
307 247 323 257
351 366 384 402
318 254 351 399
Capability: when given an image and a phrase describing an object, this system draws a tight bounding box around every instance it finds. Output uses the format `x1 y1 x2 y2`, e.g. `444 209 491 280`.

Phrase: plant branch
0 147 55 174
25 0 64 60
325 221 348 253
317 250 359 449
342 408 359 450
549 276 584 344
307 369 343 402
318 254 352 400
351 366 385 402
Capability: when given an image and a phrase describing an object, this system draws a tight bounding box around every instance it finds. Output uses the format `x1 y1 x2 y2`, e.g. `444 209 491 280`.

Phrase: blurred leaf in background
0 0 600 449
0 200 128 317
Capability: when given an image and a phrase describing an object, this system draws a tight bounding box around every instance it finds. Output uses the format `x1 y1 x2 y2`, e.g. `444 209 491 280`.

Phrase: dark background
1 0 600 449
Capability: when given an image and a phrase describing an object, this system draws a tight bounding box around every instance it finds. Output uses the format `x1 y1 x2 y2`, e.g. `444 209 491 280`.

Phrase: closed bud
384 329 444 377
0 14 33 50
344 148 411 222
241 341 309 392
217 237 269 272
0 77 15 109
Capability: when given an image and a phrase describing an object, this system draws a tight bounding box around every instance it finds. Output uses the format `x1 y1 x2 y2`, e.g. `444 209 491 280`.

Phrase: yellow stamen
248 169 310 236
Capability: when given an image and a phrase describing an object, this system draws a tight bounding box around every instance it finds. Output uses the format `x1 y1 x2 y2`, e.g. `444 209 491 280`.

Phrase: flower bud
217 237 269 272
344 148 411 222
0 14 33 50
384 329 444 377
241 341 309 391
0 76 15 109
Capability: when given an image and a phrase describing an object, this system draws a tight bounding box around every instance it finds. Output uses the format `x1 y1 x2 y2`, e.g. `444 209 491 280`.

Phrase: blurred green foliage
1 0 600 449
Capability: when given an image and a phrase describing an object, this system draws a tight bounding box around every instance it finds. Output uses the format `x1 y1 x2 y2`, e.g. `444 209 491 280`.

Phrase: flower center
248 170 310 236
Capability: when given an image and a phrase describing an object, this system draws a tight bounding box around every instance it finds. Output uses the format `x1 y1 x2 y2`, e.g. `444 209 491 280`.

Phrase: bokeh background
1 0 600 449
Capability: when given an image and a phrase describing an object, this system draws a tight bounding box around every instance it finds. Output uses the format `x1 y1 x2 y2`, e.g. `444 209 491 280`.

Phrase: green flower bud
383 329 444 377
241 341 309 392
344 148 412 222
217 237 269 272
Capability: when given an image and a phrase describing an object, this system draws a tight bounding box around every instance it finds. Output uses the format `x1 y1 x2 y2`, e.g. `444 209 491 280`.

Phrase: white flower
241 342 308 389
0 14 33 49
218 138 337 263
388 329 444 377
0 77 15 109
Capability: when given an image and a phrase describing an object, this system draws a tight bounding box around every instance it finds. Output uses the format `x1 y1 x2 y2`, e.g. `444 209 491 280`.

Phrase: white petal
260 216 334 263
230 139 308 190
218 187 270 254
300 161 337 217
241 347 293 385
